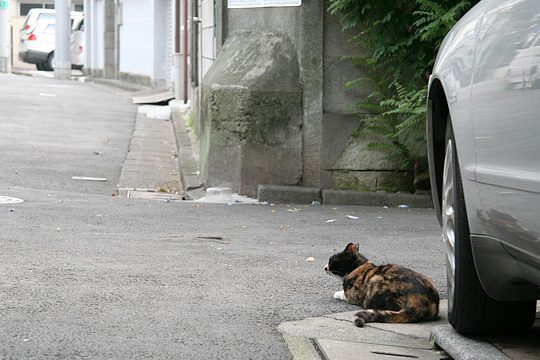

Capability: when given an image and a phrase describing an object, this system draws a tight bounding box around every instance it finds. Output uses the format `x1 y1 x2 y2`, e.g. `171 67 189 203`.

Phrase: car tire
45 52 55 72
442 119 536 335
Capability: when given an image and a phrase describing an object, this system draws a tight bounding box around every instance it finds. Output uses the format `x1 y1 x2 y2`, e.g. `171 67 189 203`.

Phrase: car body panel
429 0 491 226
19 9 55 43
19 13 84 68
71 19 84 68
471 0 540 260
429 0 540 301
19 20 55 64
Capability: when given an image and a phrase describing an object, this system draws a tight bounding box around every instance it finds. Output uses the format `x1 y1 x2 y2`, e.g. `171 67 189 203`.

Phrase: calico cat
325 242 439 327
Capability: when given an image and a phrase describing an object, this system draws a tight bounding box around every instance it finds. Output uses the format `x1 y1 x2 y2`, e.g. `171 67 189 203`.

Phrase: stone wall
196 0 416 195
331 136 414 193
200 31 303 197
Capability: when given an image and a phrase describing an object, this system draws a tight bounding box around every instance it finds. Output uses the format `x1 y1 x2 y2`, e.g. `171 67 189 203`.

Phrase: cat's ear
345 242 359 253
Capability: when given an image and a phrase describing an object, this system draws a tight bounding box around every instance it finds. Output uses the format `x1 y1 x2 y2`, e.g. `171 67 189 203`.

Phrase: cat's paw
354 317 365 327
333 290 347 301
355 309 377 322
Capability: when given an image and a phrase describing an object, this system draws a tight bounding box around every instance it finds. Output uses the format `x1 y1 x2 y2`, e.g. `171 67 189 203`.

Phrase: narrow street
0 73 445 359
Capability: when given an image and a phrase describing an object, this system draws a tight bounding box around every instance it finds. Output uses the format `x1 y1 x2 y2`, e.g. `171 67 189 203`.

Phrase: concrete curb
258 185 433 208
323 189 433 208
87 77 150 92
169 100 204 200
279 302 450 360
431 325 509 360
258 185 321 204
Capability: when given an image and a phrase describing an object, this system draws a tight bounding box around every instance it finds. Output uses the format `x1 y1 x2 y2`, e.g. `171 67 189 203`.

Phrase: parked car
19 11 84 71
19 19 56 71
427 0 540 335
71 19 85 70
19 8 55 45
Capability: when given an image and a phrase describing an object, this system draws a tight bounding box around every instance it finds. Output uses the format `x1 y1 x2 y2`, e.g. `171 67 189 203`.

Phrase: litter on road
71 176 108 182
326 219 336 223
0 196 24 204
346 215 359 220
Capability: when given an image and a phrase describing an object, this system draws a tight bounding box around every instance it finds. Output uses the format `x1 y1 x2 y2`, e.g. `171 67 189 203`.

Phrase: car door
471 0 540 265
37 23 56 55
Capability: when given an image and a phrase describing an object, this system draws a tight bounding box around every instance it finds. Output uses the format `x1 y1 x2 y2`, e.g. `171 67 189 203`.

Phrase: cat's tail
354 297 439 327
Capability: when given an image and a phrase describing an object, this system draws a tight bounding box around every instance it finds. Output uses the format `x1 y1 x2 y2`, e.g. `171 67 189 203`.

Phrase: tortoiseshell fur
326 243 440 327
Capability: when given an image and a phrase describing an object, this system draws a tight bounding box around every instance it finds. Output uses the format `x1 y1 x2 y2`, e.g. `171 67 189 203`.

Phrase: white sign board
228 0 301 9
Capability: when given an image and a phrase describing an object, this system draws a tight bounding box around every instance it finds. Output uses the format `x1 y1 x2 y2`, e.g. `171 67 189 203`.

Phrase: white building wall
166 0 174 88
200 0 214 78
152 0 169 85
91 0 104 69
119 0 153 76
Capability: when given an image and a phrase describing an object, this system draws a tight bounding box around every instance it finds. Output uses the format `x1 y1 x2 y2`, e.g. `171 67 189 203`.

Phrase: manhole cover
0 196 24 204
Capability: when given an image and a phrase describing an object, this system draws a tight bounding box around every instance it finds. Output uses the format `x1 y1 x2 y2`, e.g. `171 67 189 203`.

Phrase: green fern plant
329 0 479 176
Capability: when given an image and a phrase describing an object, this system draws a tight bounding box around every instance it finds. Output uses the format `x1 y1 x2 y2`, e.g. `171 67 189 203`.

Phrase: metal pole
55 0 72 79
0 0 10 73
173 0 183 101
183 0 188 103
83 0 90 72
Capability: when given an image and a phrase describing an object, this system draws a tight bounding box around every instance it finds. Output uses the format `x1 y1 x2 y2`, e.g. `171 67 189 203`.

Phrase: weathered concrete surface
300 0 324 188
332 135 414 192
332 170 414 193
321 114 360 189
322 8 366 115
117 111 181 196
433 305 540 360
200 31 302 197
170 100 203 200
432 325 510 360
258 185 321 204
322 189 433 208
279 301 449 360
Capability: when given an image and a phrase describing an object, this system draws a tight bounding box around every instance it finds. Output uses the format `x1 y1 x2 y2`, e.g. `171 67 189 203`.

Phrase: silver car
427 0 540 335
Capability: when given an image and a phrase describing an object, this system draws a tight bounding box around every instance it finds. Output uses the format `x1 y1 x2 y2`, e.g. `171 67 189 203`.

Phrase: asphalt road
0 74 446 359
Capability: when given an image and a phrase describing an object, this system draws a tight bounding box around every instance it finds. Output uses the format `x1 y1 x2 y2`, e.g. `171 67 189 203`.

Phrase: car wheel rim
442 138 456 313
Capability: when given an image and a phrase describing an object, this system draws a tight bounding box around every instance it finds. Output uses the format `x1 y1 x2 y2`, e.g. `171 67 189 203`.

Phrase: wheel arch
427 77 450 225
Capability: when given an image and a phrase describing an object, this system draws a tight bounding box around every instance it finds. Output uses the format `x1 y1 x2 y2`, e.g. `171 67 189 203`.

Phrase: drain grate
0 196 24 205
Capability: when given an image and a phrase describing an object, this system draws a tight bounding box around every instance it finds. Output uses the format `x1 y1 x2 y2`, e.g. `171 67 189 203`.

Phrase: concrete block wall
200 31 303 197
194 0 417 195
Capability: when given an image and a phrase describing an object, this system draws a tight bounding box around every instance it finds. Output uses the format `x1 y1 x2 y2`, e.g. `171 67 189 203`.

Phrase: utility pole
173 0 183 101
55 0 71 79
0 0 10 73
83 0 90 71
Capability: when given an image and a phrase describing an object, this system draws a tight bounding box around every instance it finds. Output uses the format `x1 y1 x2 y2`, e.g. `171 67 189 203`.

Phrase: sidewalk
279 301 450 360
278 300 540 360
85 80 184 201
117 105 182 200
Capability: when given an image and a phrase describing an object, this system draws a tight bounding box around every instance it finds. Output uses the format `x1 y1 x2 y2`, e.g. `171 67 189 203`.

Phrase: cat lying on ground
325 242 439 327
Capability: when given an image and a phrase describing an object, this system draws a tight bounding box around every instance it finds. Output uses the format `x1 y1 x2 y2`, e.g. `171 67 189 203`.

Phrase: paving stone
315 338 444 360
117 111 182 197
